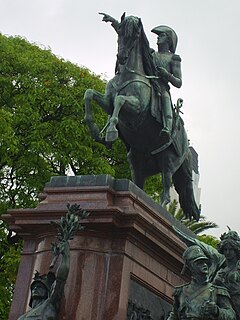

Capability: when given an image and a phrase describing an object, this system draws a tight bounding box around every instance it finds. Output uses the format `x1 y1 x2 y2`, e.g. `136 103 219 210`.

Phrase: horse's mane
138 22 155 75
119 16 161 93
138 20 162 93
121 16 156 75
120 16 140 38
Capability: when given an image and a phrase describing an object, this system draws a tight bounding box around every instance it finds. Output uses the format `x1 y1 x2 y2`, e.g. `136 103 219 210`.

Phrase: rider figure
100 13 182 140
151 26 182 139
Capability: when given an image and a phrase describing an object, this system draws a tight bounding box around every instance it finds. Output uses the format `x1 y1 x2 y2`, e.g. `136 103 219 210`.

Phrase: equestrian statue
84 13 200 221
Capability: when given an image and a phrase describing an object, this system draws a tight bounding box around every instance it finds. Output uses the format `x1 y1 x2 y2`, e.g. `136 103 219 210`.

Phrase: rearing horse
84 14 200 221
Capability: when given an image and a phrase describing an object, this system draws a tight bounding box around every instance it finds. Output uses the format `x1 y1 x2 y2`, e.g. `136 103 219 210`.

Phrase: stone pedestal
4 175 192 320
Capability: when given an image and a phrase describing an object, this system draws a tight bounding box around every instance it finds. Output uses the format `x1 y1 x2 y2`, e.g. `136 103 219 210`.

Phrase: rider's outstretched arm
99 12 120 33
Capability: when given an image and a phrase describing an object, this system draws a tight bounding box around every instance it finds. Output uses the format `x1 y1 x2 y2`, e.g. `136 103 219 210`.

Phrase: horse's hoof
160 198 170 207
105 130 118 142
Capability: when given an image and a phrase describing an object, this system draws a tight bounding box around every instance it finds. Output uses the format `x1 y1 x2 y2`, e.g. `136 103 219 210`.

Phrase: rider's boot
161 115 172 138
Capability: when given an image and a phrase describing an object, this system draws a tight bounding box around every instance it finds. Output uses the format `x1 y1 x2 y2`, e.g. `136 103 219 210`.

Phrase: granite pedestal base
4 175 191 320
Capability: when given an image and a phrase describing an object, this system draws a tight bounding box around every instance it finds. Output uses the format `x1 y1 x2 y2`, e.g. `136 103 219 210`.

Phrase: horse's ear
121 12 126 22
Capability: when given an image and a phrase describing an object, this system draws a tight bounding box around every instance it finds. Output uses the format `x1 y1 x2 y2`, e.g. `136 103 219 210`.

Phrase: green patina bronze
167 245 236 320
84 13 200 221
173 226 240 320
17 204 89 320
213 230 240 320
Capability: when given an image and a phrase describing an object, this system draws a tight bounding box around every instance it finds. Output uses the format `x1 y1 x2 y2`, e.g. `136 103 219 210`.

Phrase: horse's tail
172 149 200 221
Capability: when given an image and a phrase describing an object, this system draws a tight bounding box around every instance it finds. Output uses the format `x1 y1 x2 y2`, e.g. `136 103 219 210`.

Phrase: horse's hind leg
127 148 147 189
160 171 171 206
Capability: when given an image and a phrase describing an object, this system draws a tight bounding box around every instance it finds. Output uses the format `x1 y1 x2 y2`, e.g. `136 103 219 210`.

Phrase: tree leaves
0 33 129 318
51 203 89 243
167 199 219 247
0 33 125 209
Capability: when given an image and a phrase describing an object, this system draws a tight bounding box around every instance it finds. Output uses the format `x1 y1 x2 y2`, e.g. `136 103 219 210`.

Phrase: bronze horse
84 14 200 220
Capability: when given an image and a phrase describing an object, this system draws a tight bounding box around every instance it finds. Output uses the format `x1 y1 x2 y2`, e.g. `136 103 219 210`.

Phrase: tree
0 224 22 320
0 33 133 205
0 33 131 318
167 199 219 247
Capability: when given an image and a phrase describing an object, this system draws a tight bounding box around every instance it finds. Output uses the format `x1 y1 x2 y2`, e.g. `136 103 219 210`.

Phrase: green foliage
0 33 133 208
0 222 22 319
145 175 163 202
167 199 218 236
0 33 132 318
197 234 219 249
167 199 219 249
52 203 90 243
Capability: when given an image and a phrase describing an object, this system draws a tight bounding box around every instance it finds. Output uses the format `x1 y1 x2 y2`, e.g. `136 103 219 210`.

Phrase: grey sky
1 0 240 237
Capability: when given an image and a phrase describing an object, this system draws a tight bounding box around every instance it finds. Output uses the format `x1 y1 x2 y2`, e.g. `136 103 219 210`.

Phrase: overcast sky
1 0 240 238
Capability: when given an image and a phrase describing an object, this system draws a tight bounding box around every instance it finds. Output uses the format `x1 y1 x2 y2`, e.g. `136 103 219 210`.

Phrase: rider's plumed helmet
151 25 178 53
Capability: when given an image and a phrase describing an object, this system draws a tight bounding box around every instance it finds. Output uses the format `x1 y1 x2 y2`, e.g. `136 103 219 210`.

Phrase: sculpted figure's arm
99 12 120 32
202 289 236 320
157 55 182 88
217 296 236 320
49 241 70 309
169 55 182 88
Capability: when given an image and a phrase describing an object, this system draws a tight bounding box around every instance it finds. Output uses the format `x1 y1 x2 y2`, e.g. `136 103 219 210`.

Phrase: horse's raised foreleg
106 94 140 142
84 89 112 142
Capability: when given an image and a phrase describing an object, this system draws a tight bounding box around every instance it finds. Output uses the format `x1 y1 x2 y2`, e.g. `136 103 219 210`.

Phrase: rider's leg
160 92 173 137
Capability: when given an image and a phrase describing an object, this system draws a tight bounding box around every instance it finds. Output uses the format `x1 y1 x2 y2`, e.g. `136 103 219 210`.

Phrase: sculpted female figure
213 230 240 319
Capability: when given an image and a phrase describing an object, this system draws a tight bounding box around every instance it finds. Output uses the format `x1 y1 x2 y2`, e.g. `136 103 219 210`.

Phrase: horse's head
117 13 142 65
